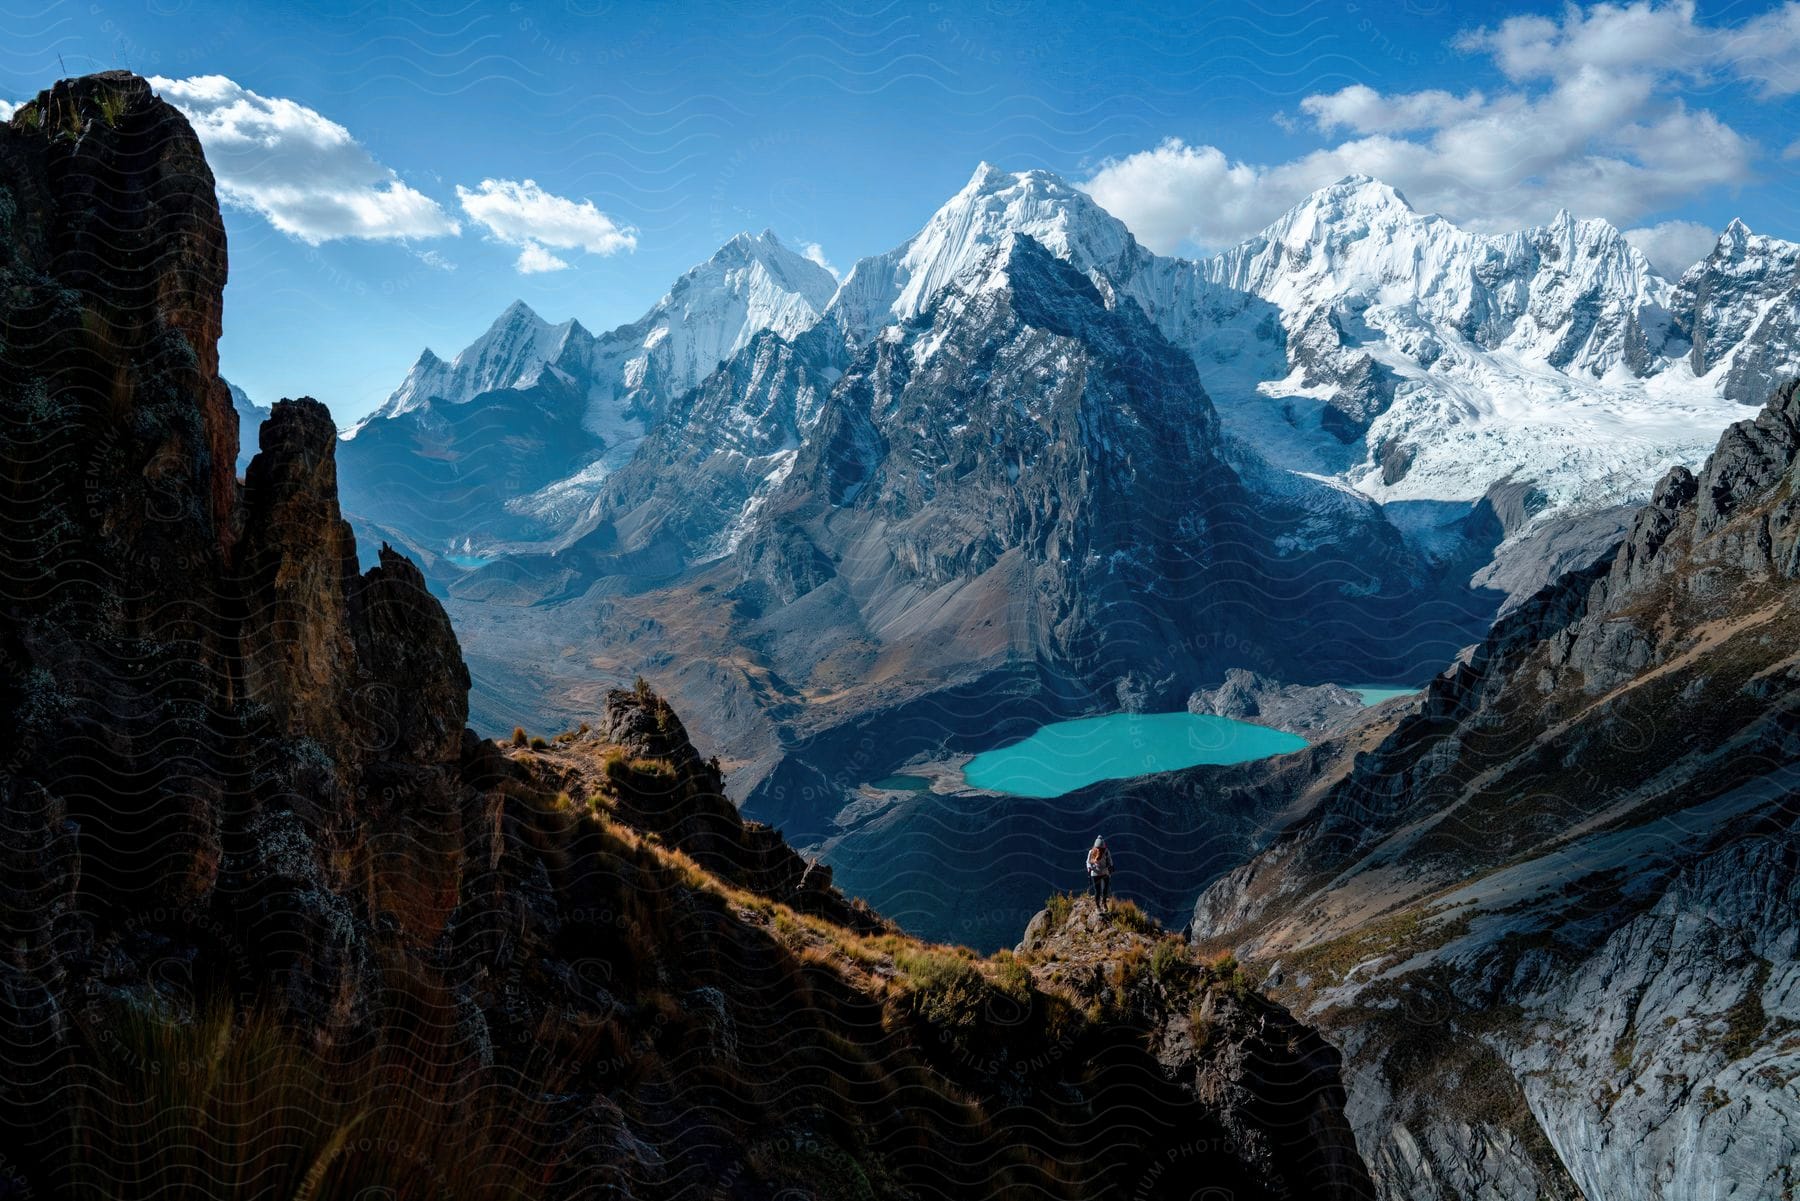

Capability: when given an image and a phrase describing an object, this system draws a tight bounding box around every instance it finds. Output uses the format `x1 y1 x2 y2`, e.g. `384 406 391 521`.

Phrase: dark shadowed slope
0 73 1373 1201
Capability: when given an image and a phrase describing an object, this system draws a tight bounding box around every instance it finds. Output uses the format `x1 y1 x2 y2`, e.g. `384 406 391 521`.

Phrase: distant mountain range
334 164 1796 572
228 378 267 473
333 231 838 555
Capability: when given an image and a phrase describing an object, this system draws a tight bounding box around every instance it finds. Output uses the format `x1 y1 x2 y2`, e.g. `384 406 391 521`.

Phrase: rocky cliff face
0 73 1373 1200
1 71 238 923
1187 380 1800 1200
1668 219 1800 403
559 319 850 575
1187 668 1380 736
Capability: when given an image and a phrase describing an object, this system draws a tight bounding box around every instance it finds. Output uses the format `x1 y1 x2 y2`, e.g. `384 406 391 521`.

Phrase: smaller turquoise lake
445 554 494 569
1343 684 1420 706
963 712 1307 798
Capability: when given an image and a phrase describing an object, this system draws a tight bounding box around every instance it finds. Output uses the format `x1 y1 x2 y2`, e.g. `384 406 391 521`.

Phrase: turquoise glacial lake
963 712 1308 799
1342 684 1421 706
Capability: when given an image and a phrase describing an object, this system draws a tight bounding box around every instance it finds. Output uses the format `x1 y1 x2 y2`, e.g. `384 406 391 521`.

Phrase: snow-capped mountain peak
1666 218 1800 399
1177 175 1720 510
826 162 1145 340
590 228 838 418
349 229 837 444
648 228 837 347
1303 172 1417 215
344 163 1797 585
347 299 581 435
1205 176 1668 375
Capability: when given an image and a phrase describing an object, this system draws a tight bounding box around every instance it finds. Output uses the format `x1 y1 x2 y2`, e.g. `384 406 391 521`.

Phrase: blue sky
4 0 1797 424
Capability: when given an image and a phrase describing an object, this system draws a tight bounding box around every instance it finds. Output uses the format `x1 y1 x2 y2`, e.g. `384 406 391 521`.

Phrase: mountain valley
5 61 1797 1201
323 161 1800 955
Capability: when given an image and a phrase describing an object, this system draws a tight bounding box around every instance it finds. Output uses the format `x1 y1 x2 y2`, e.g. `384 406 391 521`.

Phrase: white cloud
801 241 839 279
1459 0 1800 98
454 177 635 274
0 100 18 121
515 242 570 274
1082 141 1275 254
1623 219 1719 276
149 75 459 245
1300 85 1489 135
1082 2 1774 253
1455 2 1718 82
1785 139 1800 161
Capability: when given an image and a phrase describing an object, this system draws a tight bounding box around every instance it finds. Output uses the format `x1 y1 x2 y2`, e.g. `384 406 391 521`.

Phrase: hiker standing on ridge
1087 836 1114 912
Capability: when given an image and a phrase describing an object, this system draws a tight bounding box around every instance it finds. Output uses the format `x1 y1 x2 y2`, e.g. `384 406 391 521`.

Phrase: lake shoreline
858 683 1423 801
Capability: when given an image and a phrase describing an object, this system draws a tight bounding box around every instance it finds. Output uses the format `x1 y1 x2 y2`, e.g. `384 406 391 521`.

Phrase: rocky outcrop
1018 896 1375 1201
1188 668 1377 735
1 71 237 919
1189 380 1800 1199
518 684 879 931
1468 501 1636 613
1284 304 1397 441
238 396 365 752
349 543 472 764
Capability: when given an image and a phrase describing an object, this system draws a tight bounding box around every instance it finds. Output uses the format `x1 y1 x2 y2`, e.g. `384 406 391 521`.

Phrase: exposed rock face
1189 381 1800 1199
1467 502 1637 614
563 320 849 574
1668 219 1800 403
745 233 1254 675
238 396 365 751
0 73 1375 1200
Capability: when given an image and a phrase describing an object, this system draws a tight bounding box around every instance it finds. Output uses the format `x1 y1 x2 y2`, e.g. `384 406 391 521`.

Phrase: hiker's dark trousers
1091 874 1111 905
